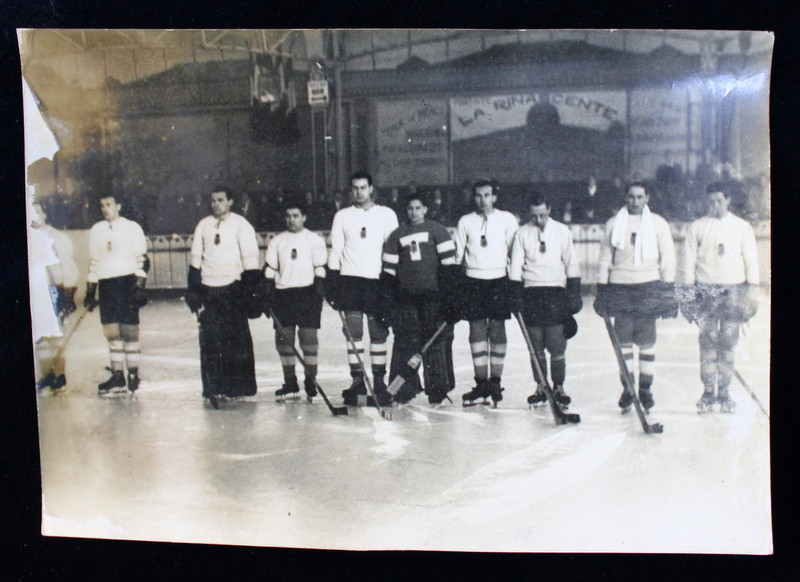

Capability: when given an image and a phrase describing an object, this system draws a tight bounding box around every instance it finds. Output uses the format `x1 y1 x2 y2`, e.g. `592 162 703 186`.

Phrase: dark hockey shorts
521 286 567 327
98 274 139 325
271 285 322 329
695 282 752 322
338 275 381 316
604 281 675 319
460 276 510 321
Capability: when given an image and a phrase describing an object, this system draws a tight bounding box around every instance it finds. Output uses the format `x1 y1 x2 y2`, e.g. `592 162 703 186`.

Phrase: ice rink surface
36 292 771 553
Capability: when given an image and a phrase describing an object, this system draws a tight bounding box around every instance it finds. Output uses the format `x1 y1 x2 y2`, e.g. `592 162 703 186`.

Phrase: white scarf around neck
610 205 658 265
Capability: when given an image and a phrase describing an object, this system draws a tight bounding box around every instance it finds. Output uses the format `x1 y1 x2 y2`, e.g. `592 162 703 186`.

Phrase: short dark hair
211 187 233 201
350 171 373 186
283 199 308 216
626 182 648 196
405 193 428 208
706 181 731 198
526 191 548 208
473 180 495 195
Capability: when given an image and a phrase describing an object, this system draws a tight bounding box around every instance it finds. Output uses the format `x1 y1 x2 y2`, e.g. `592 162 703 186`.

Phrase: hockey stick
734 368 769 417
336 309 392 420
387 321 449 396
269 309 348 416
40 307 91 383
514 312 580 425
602 314 663 434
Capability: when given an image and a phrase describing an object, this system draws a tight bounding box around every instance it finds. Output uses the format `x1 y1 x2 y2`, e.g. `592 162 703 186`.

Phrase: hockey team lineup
37 172 765 434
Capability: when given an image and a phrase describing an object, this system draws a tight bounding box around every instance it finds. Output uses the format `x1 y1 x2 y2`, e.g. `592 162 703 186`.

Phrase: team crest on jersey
399 231 430 262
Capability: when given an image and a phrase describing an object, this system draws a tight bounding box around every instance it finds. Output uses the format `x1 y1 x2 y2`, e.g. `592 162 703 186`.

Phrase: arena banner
374 98 449 186
450 91 627 141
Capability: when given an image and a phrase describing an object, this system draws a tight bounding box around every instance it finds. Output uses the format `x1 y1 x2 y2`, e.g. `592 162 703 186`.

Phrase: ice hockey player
185 188 263 407
325 171 399 406
454 180 519 407
679 182 760 413
594 182 677 412
382 193 461 406
509 191 582 409
84 195 149 395
262 200 328 402
32 201 79 391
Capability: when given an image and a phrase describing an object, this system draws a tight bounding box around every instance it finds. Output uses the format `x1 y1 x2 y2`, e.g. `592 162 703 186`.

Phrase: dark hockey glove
185 266 203 314
654 281 678 319
57 286 77 317
324 269 341 311
84 282 99 312
566 277 583 314
262 279 275 318
508 280 524 314
677 285 699 323
241 270 265 319
129 276 148 307
593 284 608 316
439 265 464 323
313 276 325 299
373 272 397 329
744 283 759 320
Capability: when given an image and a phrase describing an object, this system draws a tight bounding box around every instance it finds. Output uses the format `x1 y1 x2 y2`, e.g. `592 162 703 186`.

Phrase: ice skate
342 374 367 406
275 378 301 402
487 378 504 408
37 372 56 391
426 387 448 407
128 372 140 394
51 374 67 391
364 374 389 407
98 369 126 395
462 378 490 407
204 391 219 409
696 389 716 414
618 389 634 413
553 385 571 410
638 386 654 413
304 376 317 402
526 385 547 409
717 387 736 414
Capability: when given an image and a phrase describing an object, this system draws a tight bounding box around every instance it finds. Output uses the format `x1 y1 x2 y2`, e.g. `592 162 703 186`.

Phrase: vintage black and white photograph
21 29 772 553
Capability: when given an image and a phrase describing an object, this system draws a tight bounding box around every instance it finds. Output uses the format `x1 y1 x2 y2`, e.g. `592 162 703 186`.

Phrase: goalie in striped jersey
381 193 461 405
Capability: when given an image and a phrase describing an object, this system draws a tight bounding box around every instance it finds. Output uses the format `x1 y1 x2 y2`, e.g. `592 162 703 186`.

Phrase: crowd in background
38 156 769 233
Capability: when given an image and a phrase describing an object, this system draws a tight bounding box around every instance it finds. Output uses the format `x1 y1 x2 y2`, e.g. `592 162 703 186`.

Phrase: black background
2 4 797 580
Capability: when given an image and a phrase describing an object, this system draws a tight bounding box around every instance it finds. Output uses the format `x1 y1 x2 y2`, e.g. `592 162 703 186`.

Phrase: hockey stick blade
270 310 348 417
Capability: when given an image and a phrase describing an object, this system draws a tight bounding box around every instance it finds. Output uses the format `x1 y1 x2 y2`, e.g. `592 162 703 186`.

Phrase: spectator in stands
571 176 615 223
427 188 446 223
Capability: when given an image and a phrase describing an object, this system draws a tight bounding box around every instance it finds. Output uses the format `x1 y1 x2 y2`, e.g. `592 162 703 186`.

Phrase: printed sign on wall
375 98 449 186
450 91 627 141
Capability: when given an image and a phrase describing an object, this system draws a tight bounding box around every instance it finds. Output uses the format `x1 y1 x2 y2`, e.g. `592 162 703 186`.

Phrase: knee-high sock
700 348 718 390
344 311 364 375
124 342 141 373
298 327 318 379
488 319 507 379
469 319 490 380
638 346 655 388
551 353 566 386
275 327 297 380
109 339 125 372
620 343 635 385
